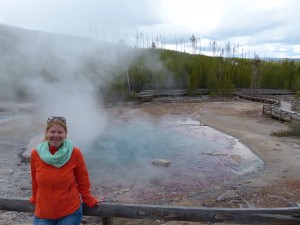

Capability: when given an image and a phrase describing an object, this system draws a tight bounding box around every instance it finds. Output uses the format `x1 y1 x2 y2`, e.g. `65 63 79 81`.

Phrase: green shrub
271 121 300 137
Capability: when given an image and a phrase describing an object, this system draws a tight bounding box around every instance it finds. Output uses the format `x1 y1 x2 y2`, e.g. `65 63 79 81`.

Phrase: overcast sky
0 0 299 58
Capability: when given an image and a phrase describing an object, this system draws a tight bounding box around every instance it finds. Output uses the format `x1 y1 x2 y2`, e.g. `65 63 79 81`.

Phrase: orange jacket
30 146 98 219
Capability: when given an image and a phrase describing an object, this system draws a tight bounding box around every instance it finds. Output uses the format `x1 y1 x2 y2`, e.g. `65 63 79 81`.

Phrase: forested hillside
109 49 300 98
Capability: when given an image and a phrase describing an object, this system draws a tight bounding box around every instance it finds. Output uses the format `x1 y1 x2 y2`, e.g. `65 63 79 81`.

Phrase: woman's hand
97 196 106 205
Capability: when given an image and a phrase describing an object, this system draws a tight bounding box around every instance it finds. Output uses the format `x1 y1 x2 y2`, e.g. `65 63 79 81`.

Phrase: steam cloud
0 25 147 150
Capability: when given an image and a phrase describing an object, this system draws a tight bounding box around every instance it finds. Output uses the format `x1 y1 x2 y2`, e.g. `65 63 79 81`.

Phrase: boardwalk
280 101 292 110
262 100 300 122
128 89 300 122
234 90 300 122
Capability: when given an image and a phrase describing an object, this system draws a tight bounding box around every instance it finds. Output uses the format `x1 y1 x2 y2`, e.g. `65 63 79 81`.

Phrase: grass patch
272 121 300 137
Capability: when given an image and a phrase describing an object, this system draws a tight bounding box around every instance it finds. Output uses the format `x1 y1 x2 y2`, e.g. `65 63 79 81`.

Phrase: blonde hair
44 118 68 141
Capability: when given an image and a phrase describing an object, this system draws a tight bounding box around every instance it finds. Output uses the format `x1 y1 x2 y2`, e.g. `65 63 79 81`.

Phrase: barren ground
1 97 300 225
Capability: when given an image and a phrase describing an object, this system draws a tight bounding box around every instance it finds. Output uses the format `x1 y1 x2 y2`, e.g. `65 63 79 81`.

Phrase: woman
30 116 103 225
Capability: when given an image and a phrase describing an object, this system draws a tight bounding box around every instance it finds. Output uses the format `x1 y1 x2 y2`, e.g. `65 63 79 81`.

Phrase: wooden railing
262 105 300 122
128 89 293 102
291 99 300 111
237 88 293 95
235 90 300 123
128 89 210 101
1 198 300 225
235 92 281 105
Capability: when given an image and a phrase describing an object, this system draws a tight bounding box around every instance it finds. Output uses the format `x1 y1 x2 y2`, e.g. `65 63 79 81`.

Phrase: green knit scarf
36 139 74 168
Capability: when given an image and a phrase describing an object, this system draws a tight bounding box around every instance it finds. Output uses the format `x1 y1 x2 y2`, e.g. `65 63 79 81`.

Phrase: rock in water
151 159 172 167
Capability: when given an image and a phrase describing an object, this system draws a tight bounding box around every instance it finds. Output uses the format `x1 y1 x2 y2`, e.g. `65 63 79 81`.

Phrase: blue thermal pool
86 116 264 203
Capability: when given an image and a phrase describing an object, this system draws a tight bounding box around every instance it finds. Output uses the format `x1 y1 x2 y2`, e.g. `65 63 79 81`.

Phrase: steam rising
0 25 144 150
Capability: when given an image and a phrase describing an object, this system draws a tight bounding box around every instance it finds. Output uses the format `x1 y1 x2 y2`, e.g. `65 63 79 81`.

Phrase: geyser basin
86 116 264 203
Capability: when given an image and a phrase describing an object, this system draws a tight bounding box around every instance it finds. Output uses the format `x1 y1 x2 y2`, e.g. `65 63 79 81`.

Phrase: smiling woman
29 116 103 225
44 116 67 148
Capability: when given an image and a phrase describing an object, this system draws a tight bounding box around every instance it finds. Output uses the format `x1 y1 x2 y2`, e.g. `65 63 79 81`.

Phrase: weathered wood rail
128 88 293 102
237 88 293 95
235 90 300 123
1 198 300 224
262 105 300 122
128 89 210 101
235 92 281 105
291 99 300 111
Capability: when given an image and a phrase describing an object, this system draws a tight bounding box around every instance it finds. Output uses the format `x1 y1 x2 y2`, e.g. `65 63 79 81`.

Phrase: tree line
104 48 300 99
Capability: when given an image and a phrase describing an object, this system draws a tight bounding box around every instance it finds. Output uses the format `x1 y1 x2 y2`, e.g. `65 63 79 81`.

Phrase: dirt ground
1 97 300 225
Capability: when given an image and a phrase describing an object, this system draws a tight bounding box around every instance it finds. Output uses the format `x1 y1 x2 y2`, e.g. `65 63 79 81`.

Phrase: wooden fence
262 105 300 122
128 88 293 102
291 99 300 111
128 89 210 101
1 198 300 224
237 88 293 95
235 92 281 105
235 90 300 123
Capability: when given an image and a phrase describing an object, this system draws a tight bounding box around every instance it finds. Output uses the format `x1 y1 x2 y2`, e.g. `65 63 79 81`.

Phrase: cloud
1 0 300 57
0 0 162 39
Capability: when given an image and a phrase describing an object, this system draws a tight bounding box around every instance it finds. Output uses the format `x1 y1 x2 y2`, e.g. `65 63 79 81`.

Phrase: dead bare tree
135 31 139 48
190 34 197 54
212 41 217 56
198 38 201 54
226 41 231 58
251 54 261 91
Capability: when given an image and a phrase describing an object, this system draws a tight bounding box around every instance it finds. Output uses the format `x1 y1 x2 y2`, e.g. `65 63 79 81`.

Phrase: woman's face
46 124 67 148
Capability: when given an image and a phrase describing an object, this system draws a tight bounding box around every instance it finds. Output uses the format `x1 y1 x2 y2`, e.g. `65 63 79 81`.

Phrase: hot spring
86 115 264 203
1 101 264 204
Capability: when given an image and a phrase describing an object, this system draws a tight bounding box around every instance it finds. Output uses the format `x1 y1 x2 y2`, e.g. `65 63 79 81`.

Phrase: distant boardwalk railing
236 88 293 95
235 92 281 105
291 99 300 111
1 198 300 225
235 89 300 122
128 88 300 122
128 89 209 101
128 88 293 102
262 105 300 122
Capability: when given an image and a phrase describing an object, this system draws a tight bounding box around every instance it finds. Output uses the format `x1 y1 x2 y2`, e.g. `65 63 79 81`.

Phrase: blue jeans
33 205 83 225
